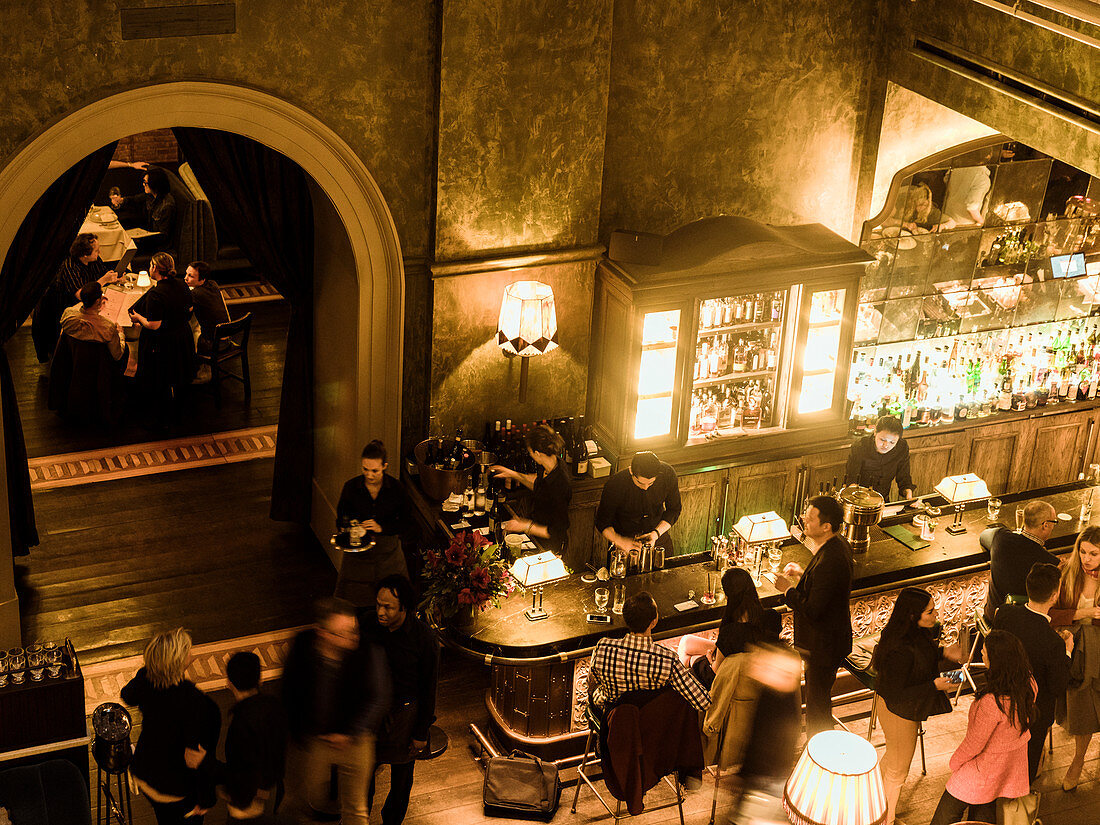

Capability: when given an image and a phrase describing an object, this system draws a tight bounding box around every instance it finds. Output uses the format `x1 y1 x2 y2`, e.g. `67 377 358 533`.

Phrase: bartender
490 425 571 554
335 439 413 609
595 450 682 566
844 415 914 502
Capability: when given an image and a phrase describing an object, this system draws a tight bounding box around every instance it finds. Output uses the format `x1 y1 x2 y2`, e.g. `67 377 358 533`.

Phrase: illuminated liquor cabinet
588 217 872 464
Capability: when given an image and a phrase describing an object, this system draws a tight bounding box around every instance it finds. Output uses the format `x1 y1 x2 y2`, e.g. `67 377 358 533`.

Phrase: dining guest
121 628 221 825
184 260 230 354
928 630 1034 825
1050 525 1100 791
32 233 122 362
335 440 415 607
491 424 572 555
129 252 196 425
60 281 128 364
110 165 176 251
872 588 961 825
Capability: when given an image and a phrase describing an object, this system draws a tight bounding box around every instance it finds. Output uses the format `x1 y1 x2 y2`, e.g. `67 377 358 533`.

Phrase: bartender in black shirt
491 425 572 554
595 451 682 564
335 440 413 607
844 416 914 502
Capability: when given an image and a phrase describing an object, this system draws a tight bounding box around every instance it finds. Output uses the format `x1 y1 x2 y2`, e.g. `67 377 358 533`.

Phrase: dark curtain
0 142 118 556
172 128 314 523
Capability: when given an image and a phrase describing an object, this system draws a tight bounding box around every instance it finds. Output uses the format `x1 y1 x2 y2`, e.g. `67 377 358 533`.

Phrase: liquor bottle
732 339 747 373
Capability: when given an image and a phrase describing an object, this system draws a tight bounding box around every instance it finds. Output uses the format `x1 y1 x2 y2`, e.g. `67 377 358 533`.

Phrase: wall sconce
509 550 569 621
934 473 991 535
497 280 558 403
784 730 887 825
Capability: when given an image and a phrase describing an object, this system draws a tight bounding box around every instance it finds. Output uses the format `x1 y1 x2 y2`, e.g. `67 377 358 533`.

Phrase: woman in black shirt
130 252 196 420
872 587 961 825
491 425 572 554
121 628 220 825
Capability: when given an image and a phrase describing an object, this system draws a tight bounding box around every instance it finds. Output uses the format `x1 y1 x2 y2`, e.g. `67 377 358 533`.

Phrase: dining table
80 205 160 262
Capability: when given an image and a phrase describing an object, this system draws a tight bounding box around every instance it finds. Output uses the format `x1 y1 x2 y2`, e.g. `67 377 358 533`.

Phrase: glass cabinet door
794 286 849 417
687 290 787 443
634 309 682 440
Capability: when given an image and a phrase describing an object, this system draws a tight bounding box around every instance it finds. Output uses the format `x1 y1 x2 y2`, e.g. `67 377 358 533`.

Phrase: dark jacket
993 603 1070 725
986 529 1059 619
120 668 221 809
336 474 412 538
280 629 391 744
873 631 951 722
220 692 287 810
132 276 196 391
845 435 913 501
783 534 853 662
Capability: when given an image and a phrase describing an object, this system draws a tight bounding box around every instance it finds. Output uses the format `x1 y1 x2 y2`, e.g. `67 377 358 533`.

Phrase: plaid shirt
589 633 711 711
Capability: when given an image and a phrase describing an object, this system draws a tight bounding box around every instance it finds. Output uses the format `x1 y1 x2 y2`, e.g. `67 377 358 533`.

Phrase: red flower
457 587 475 606
471 566 491 590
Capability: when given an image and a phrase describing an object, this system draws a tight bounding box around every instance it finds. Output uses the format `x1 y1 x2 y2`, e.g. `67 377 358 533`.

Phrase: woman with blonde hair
121 629 221 824
1051 525 1100 790
129 252 196 423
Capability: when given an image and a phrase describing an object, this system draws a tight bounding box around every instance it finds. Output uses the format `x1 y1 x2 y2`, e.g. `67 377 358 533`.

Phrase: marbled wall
599 0 879 242
434 0 614 260
430 259 595 436
870 82 997 221
885 0 1100 179
0 0 438 258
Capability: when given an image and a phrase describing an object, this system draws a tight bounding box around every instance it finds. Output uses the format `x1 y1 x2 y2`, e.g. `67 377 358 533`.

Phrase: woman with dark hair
111 165 177 250
677 567 781 688
1051 524 1100 791
491 425 572 554
928 629 1035 825
872 588 960 825
129 251 195 422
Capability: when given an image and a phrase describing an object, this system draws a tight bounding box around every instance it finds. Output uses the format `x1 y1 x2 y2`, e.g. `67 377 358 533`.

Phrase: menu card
100 287 142 327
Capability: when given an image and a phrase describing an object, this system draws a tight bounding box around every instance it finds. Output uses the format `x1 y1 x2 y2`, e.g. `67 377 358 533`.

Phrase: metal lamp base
945 523 968 535
524 607 549 621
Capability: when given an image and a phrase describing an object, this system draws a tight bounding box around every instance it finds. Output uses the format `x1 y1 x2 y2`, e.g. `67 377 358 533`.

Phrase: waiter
844 415 914 501
335 440 413 609
594 451 682 566
490 425 571 554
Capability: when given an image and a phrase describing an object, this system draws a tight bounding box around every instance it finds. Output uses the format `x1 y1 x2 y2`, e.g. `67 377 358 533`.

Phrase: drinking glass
43 641 60 665
1088 463 1100 484
612 583 626 615
986 498 1002 521
767 546 782 574
1015 507 1024 531
594 587 610 613
0 671 7 687
701 570 718 605
0 650 8 673
8 648 25 671
1081 493 1094 524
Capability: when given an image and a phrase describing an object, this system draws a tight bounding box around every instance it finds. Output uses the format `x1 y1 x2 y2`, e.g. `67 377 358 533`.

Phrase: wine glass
594 587 610 614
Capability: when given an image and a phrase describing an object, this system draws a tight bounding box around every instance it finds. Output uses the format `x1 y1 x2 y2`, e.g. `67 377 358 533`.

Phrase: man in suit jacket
993 562 1073 783
985 500 1059 621
773 495 854 737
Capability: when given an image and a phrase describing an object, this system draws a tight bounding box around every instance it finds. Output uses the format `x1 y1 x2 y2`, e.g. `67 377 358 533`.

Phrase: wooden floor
8 299 289 459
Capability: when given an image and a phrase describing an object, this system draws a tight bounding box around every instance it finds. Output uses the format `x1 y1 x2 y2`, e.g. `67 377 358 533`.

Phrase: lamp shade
784 730 886 825
509 551 568 588
934 473 991 503
732 510 791 544
497 280 558 357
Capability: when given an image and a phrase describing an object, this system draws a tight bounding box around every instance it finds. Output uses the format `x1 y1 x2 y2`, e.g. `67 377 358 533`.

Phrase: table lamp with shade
497 280 558 403
509 550 569 621
732 510 790 585
934 473 991 535
784 730 887 825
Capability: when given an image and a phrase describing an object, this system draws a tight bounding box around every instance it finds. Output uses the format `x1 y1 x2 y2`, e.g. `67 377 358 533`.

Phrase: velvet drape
171 128 315 523
0 142 118 556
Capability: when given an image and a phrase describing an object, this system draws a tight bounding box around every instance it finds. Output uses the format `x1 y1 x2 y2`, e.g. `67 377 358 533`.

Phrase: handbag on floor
483 749 561 819
998 791 1040 825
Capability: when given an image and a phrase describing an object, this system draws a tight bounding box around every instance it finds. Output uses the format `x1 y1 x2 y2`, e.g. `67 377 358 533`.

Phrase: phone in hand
940 668 965 684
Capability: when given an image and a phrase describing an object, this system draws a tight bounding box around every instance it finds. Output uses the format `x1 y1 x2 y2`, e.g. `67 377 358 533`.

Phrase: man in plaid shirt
589 592 711 712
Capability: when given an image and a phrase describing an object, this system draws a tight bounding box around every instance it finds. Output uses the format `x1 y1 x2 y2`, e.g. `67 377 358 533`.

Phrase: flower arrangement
420 530 515 622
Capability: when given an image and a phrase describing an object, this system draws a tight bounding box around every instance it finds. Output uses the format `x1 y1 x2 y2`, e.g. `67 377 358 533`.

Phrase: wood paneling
670 469 726 556
726 461 796 525
490 662 573 739
1028 417 1088 489
563 483 603 574
968 431 1018 497
908 438 960 495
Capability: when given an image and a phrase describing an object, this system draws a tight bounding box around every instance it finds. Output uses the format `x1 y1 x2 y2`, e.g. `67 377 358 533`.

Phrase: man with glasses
984 500 1060 622
595 451 682 568
281 597 390 825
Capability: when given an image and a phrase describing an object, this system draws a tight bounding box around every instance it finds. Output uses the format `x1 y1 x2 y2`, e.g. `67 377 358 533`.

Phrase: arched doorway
0 82 405 547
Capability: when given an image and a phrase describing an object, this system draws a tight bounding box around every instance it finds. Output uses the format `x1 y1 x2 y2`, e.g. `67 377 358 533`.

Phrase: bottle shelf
694 368 776 388
696 321 780 338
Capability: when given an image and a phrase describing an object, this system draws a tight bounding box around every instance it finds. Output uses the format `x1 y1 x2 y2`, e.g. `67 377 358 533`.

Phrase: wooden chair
196 312 252 407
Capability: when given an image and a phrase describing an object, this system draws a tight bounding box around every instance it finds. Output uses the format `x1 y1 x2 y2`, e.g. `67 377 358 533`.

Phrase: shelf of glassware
687 290 786 443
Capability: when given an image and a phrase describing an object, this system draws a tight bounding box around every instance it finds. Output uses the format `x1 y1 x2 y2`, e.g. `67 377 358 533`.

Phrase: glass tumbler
701 570 718 605
612 582 626 615
767 546 782 574
594 587 610 613
987 498 1001 521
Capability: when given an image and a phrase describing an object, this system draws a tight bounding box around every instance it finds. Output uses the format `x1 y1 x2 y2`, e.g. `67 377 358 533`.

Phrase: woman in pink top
929 630 1035 825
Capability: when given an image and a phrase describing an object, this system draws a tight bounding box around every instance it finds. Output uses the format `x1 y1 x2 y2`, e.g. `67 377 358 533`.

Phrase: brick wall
112 128 179 165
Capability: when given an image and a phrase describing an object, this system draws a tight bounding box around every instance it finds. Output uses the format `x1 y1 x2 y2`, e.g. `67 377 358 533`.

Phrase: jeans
282 734 375 825
876 699 920 825
367 760 416 825
928 789 996 825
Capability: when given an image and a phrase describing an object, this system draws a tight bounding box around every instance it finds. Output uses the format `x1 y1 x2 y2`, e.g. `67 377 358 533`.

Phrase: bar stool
843 636 927 775
571 694 686 824
91 703 134 825
953 596 1025 705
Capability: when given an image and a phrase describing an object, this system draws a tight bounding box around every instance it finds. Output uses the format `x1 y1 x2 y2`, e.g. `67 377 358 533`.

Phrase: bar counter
419 480 1095 761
